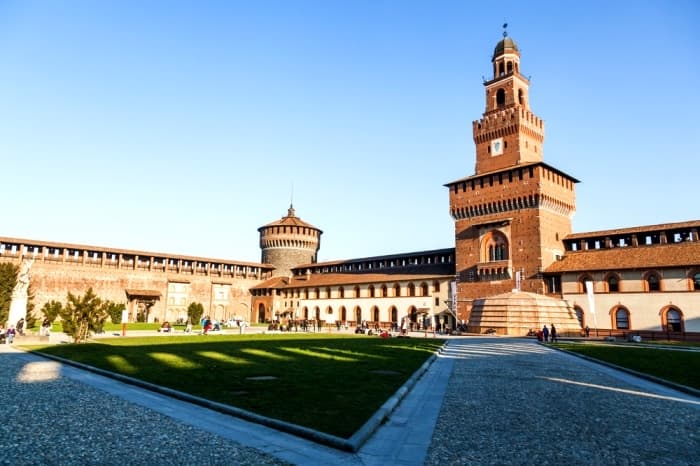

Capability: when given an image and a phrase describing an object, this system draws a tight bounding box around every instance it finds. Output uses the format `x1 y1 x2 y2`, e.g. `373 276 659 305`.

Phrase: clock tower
446 29 579 329
473 30 543 175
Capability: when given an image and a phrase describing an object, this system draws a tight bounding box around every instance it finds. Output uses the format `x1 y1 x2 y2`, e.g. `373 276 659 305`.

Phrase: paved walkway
1 338 698 465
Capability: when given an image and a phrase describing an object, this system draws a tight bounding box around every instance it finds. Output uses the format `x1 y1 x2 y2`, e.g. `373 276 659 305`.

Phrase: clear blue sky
1 1 698 263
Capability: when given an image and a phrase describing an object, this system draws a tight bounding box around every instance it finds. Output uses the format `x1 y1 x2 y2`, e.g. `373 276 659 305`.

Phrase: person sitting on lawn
5 325 16 344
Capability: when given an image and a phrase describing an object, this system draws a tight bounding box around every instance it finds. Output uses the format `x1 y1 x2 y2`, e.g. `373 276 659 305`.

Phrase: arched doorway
354 306 362 325
257 303 266 323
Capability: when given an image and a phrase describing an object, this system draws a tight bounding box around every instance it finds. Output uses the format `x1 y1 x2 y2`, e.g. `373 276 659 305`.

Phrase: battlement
473 107 544 137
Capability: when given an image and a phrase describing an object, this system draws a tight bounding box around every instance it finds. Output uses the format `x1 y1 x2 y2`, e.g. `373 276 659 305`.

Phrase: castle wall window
408 283 416 297
368 285 376 298
496 88 505 107
579 275 594 294
664 307 683 332
644 272 661 292
605 274 620 293
381 285 388 297
482 231 509 262
693 272 700 291
613 307 630 329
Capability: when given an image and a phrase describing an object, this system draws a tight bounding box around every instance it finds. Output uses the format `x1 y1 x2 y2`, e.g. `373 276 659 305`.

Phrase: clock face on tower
491 138 504 156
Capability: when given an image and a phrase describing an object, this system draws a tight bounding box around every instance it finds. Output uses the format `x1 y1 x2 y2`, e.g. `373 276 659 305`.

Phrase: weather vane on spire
503 22 508 38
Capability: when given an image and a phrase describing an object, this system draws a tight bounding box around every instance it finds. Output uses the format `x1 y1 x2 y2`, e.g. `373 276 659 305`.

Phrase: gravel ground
0 350 289 466
423 340 700 466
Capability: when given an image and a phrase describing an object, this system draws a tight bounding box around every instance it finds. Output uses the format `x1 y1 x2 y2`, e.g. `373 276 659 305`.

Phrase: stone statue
12 259 33 298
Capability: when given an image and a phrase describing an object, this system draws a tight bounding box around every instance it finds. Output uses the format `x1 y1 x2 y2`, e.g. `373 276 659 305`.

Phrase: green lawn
28 334 441 438
554 343 700 390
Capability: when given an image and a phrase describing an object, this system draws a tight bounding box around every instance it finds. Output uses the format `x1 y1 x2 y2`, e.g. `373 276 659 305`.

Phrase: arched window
692 272 700 291
507 61 513 73
518 88 524 105
420 282 429 296
433 281 441 292
354 306 362 323
381 285 388 297
664 307 683 332
314 288 320 299
339 287 345 298
614 307 630 329
353 286 360 298
605 274 619 293
482 230 509 263
579 275 594 294
325 287 331 298
496 88 506 107
645 272 661 292
390 306 398 323
372 307 379 322
394 283 401 297
408 283 416 297
368 285 376 298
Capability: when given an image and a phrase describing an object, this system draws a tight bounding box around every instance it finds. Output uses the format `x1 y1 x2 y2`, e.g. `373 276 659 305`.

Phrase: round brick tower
258 205 322 277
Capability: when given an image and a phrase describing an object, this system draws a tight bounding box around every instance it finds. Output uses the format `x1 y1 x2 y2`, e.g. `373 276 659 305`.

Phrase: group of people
538 324 558 342
0 317 28 344
200 316 221 334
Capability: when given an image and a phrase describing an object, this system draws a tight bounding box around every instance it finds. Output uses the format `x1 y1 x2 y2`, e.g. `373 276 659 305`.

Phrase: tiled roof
258 205 321 232
250 271 453 290
564 220 700 240
444 162 579 186
294 247 455 269
545 241 700 273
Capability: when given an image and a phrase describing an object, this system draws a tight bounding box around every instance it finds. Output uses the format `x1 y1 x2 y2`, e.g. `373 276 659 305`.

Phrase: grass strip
28 334 441 438
555 343 700 390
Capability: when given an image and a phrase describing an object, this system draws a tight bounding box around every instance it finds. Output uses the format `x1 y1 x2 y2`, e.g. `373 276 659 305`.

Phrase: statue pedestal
8 296 27 328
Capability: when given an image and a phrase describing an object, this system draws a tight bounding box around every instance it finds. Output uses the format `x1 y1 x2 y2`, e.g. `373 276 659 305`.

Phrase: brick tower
446 29 578 327
258 205 322 277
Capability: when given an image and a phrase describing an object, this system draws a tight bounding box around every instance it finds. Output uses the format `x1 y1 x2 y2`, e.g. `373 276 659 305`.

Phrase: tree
104 301 126 324
0 263 17 325
187 302 204 325
59 288 108 343
41 300 63 323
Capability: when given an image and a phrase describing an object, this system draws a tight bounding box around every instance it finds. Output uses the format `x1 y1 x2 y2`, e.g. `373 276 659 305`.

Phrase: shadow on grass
30 334 442 439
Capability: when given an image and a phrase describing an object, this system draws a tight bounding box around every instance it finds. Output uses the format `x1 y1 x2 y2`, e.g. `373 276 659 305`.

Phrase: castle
3 32 699 336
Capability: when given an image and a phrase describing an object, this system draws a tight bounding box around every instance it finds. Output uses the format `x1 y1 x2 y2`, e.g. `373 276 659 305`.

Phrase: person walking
16 318 25 336
542 324 549 343
550 324 557 343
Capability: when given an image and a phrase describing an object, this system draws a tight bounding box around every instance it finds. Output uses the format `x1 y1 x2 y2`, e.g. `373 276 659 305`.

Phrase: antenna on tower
503 22 508 38
290 181 294 208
